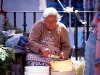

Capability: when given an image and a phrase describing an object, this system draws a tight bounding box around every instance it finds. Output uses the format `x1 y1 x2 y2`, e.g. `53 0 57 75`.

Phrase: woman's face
45 15 57 31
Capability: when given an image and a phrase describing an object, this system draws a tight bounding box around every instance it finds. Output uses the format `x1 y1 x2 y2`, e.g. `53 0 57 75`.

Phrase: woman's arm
28 21 43 54
59 26 71 60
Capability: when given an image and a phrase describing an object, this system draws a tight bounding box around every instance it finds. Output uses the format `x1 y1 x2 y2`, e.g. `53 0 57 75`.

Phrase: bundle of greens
0 45 15 75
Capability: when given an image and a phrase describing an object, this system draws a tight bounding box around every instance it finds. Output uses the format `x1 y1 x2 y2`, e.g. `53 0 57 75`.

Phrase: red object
0 10 7 14
0 0 7 14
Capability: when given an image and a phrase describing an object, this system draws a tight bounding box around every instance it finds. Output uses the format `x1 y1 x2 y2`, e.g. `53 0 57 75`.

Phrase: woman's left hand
59 52 64 60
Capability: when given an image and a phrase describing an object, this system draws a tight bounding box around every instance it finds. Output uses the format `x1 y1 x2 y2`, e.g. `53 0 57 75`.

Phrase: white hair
42 7 61 21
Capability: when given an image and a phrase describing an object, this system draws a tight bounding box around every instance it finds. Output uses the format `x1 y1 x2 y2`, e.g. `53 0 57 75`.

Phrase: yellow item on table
53 56 60 58
53 55 62 61
50 59 73 72
75 60 85 75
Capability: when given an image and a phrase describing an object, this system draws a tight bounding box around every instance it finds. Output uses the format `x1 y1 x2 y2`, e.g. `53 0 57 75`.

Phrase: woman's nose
50 22 53 25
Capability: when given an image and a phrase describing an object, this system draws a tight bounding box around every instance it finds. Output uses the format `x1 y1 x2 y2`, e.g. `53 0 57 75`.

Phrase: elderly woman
26 7 71 66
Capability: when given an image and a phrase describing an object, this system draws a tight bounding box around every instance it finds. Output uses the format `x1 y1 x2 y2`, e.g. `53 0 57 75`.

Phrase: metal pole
74 15 78 60
83 0 86 20
69 0 71 29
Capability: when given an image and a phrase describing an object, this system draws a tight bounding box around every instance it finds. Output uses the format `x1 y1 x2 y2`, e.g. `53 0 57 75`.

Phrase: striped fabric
26 53 53 64
26 60 49 66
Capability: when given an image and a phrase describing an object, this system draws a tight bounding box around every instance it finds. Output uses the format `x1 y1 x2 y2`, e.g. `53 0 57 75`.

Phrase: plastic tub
24 66 49 75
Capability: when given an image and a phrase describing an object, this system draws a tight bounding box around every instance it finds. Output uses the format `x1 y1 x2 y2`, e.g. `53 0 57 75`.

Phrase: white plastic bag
5 34 28 53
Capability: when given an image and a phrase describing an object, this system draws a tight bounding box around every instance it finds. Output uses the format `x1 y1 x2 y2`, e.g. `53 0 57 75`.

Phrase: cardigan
28 20 71 59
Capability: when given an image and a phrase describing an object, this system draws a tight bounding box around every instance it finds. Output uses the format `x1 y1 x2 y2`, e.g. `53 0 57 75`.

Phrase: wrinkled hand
40 47 51 57
43 48 51 57
59 52 64 60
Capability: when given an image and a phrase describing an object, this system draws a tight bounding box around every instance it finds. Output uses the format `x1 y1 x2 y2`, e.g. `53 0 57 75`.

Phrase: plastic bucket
24 66 49 75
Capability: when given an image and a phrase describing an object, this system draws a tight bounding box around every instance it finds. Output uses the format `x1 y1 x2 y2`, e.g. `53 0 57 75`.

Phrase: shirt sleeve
59 25 71 60
28 21 43 54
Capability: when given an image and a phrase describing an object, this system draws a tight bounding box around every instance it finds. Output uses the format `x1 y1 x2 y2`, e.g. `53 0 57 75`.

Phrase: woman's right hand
59 52 64 60
40 47 51 58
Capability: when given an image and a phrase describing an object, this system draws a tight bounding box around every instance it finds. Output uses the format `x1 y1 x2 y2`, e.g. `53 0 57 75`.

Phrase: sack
5 34 28 53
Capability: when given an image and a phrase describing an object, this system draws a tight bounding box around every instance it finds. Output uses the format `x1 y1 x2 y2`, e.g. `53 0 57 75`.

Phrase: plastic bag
5 34 28 53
